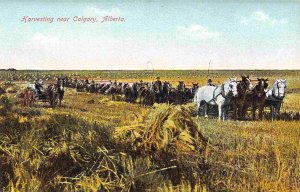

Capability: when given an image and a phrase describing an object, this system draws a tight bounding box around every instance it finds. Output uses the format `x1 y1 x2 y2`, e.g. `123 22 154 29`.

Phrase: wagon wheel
35 93 49 103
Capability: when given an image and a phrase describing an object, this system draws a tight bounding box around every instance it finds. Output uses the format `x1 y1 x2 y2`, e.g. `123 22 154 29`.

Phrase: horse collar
212 84 228 100
221 84 228 99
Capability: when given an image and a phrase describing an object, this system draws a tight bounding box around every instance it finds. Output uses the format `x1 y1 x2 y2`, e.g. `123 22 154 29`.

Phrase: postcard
0 1 299 191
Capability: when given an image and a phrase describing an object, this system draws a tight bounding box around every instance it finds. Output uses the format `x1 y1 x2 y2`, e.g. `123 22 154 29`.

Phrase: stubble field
0 70 300 191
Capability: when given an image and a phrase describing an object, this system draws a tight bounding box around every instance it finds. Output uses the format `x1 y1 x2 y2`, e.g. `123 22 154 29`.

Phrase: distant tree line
0 68 17 71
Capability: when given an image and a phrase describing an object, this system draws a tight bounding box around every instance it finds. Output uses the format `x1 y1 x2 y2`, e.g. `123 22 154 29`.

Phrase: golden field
0 70 300 191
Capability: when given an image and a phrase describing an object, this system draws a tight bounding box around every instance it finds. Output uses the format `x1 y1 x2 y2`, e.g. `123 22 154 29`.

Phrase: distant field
1 70 299 88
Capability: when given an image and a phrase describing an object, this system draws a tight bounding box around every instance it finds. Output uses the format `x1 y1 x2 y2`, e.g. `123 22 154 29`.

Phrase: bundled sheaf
114 104 207 158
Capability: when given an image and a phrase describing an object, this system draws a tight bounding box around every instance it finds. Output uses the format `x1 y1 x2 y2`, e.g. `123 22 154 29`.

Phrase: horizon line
1 69 300 71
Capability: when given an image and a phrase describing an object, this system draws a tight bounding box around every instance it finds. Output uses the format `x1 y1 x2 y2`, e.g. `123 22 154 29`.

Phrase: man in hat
207 79 215 86
154 77 162 87
113 80 118 86
34 79 44 94
85 78 89 85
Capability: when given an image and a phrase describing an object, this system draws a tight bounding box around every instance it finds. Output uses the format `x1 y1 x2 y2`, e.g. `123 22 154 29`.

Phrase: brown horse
47 79 65 107
22 88 35 107
252 78 268 120
105 83 123 101
176 81 186 104
138 83 153 106
233 75 254 120
151 81 163 104
235 78 268 120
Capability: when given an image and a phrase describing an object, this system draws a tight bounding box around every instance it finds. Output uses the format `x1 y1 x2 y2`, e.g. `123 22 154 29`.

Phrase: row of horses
21 75 286 121
65 79 199 105
194 76 286 120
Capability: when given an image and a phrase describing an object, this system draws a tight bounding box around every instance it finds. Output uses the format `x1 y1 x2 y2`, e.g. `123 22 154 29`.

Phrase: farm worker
207 79 215 86
113 80 117 86
34 79 44 94
155 77 162 87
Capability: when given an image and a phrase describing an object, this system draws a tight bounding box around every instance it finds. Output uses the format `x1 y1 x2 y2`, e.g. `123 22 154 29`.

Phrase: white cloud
241 10 286 26
177 24 220 40
31 33 60 48
253 11 269 22
83 6 121 17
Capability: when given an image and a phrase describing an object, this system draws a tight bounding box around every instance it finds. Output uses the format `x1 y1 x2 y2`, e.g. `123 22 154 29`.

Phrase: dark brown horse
252 78 268 120
176 81 186 104
138 83 152 106
22 88 35 107
162 81 171 103
235 78 268 120
151 81 163 103
233 75 254 120
47 79 64 107
124 83 139 103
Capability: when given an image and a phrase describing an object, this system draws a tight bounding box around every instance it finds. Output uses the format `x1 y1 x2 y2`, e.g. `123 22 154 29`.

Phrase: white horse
194 78 238 120
265 79 286 120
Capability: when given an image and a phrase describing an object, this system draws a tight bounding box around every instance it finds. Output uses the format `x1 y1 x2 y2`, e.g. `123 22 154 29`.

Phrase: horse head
273 79 286 99
57 79 64 92
255 78 268 97
225 77 238 97
192 83 199 91
241 75 254 91
263 78 269 89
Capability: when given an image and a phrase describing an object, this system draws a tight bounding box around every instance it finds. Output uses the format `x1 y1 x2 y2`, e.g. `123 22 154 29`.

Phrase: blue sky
0 0 299 69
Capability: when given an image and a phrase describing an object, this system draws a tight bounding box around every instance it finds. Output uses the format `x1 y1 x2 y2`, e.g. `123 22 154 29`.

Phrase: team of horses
20 75 287 121
22 79 65 107
65 78 199 106
194 76 287 120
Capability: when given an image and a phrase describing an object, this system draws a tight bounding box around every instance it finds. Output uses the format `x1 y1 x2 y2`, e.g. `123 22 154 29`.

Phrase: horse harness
209 84 231 103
